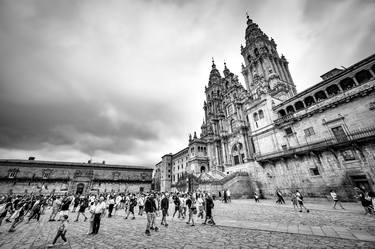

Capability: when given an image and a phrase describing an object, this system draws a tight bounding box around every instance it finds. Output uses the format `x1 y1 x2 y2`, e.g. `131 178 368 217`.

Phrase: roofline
0 159 153 170
273 53 375 110
172 147 189 158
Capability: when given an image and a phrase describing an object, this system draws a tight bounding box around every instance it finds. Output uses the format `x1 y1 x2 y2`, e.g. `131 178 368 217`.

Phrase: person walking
276 190 285 204
144 194 159 236
202 193 215 225
330 190 345 209
254 192 260 203
160 193 169 227
49 196 62 221
107 196 115 218
138 194 145 216
223 189 228 203
47 215 69 247
90 197 106 235
197 194 204 219
172 194 181 219
296 190 309 213
227 189 231 203
186 195 197 226
72 195 80 212
125 194 137 220
75 196 88 222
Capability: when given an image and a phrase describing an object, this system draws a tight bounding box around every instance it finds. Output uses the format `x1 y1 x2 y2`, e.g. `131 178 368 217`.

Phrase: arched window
232 142 245 165
326 84 340 96
286 105 295 114
314 91 328 102
295 101 304 111
200 166 206 173
355 70 372 84
304 96 315 107
278 109 286 118
258 110 264 119
339 78 355 91
254 48 259 57
253 113 259 121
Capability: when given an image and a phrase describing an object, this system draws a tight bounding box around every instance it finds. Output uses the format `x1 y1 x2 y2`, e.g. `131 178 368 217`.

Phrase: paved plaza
0 199 375 249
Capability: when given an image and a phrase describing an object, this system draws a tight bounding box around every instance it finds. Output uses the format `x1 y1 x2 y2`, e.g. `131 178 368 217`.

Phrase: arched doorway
76 183 84 195
200 166 206 173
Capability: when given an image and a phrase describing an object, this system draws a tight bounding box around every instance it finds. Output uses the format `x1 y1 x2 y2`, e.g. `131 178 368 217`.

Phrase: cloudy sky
0 0 374 167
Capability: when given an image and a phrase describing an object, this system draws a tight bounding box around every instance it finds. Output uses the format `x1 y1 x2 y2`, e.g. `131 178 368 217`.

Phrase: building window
310 168 320 176
42 169 52 179
168 169 170 172
304 127 315 137
230 119 235 132
234 155 240 165
285 127 293 136
342 149 356 161
168 175 170 178
227 104 234 115
8 168 19 179
253 113 259 121
259 110 264 119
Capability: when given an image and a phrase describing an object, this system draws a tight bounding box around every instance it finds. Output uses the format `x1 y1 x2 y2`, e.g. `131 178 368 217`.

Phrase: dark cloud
0 0 373 165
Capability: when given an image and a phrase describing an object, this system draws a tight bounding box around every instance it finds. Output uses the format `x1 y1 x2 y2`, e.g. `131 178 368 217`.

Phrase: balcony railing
255 126 375 162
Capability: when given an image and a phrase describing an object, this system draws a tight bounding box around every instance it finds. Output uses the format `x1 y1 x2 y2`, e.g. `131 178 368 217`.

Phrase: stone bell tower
240 14 296 101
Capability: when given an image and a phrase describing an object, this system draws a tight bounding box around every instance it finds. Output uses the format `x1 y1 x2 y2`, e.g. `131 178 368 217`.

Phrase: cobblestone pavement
0 199 374 249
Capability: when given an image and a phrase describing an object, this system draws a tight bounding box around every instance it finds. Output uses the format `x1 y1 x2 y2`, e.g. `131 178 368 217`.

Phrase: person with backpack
144 193 159 236
74 196 88 222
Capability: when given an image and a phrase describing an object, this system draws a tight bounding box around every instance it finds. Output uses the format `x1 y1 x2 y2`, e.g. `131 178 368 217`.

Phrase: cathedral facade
154 16 375 199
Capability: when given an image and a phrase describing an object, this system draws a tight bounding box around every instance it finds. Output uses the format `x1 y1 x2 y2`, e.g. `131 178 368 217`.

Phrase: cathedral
154 16 375 200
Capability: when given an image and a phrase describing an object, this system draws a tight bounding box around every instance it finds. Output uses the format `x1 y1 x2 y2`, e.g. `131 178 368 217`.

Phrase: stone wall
0 160 152 195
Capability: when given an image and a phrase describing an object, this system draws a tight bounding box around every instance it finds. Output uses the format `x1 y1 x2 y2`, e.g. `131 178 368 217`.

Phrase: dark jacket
186 198 192 209
161 197 169 210
144 197 157 213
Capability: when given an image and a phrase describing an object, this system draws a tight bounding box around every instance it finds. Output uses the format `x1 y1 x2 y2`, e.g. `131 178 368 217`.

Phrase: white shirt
91 202 106 214
116 196 122 204
330 192 338 200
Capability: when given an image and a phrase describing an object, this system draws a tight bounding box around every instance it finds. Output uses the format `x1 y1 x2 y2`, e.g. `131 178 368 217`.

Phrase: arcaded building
154 16 375 199
0 159 152 195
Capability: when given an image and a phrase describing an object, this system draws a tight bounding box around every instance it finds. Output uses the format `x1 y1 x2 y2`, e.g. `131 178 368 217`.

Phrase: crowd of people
0 190 217 246
0 186 374 246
